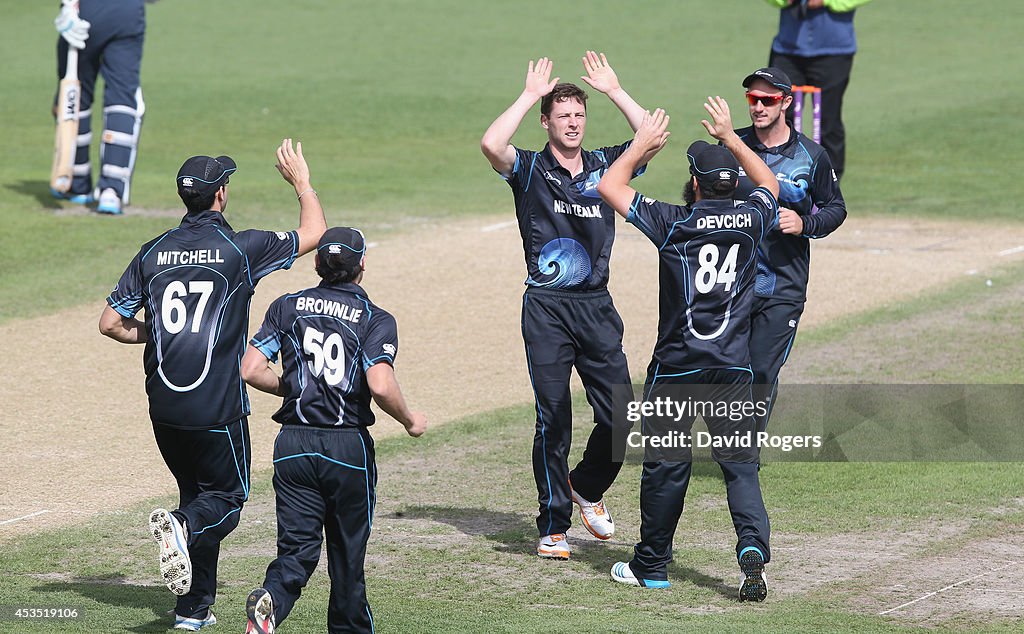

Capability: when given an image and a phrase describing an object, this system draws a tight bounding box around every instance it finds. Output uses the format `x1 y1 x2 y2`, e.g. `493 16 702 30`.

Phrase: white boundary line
481 220 517 233
997 245 1024 257
878 560 1019 615
0 510 51 526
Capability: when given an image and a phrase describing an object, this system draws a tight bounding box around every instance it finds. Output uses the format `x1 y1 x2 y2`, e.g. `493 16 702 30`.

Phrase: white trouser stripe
76 132 92 146
77 108 91 120
72 164 91 176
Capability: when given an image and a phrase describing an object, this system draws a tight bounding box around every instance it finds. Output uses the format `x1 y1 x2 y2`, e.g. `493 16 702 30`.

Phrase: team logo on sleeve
276 231 288 240
382 343 396 355
751 190 774 209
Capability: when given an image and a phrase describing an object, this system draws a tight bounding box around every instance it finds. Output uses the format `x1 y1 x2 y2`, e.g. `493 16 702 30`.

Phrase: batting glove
54 1 91 50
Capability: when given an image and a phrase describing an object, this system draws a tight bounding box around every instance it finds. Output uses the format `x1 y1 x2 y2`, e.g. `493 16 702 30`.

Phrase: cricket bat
50 46 80 193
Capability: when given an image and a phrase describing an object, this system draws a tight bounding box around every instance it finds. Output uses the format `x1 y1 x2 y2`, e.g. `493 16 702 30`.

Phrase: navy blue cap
176 155 237 197
317 227 366 270
686 141 739 187
742 67 793 95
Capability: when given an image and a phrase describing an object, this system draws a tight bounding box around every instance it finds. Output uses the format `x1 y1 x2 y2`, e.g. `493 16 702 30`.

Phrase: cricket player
597 100 779 600
735 67 847 437
52 0 146 214
480 52 646 558
240 227 427 634
99 140 326 630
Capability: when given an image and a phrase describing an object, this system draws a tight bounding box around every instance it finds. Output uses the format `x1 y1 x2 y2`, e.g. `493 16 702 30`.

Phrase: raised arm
480 58 559 176
366 363 427 437
580 51 645 132
597 108 671 218
275 138 327 257
701 96 780 199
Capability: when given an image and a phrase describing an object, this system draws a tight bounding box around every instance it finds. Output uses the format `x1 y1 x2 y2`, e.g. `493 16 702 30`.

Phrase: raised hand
633 108 671 157
524 57 559 99
275 138 311 190
580 50 620 94
700 96 737 142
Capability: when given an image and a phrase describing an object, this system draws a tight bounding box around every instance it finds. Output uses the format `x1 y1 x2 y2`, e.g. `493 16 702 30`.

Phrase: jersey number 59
303 326 348 387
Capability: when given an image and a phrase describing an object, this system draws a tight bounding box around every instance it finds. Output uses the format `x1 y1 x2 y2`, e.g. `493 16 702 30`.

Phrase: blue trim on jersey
140 229 178 263
726 366 755 377
362 354 394 370
252 333 282 360
626 193 658 242
653 368 703 379
273 452 367 471
660 208 696 252
522 294 554 536
109 297 140 319
215 228 250 287
524 152 538 192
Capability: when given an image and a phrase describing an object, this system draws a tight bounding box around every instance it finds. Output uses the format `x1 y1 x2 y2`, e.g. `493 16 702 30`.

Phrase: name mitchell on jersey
156 249 225 266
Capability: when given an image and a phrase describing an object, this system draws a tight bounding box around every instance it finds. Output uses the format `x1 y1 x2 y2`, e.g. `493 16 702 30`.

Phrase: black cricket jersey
250 282 398 428
107 210 298 429
502 142 643 290
627 188 779 369
733 126 846 301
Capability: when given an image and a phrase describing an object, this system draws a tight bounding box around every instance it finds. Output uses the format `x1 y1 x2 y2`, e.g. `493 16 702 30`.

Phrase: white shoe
149 508 192 596
96 188 122 214
570 485 614 539
245 587 276 634
173 609 216 631
738 547 768 602
537 533 571 559
610 561 671 588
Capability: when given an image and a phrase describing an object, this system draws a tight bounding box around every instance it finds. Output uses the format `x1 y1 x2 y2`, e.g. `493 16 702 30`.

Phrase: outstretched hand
524 58 559 99
275 138 311 189
700 96 737 142
579 50 620 94
633 108 671 158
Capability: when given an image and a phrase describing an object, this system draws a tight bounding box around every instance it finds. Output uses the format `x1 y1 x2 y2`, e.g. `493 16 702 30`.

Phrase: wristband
297 188 316 200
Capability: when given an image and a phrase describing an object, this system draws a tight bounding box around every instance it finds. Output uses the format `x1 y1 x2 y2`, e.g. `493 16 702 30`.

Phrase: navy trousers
748 296 804 434
521 287 631 537
152 418 250 618
628 366 770 581
263 425 376 634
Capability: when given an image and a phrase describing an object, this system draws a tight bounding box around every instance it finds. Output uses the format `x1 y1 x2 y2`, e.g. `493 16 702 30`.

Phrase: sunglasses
746 92 786 107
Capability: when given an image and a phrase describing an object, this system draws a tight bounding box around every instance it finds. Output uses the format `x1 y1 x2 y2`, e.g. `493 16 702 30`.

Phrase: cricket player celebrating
734 67 847 437
240 227 426 634
598 100 779 600
99 140 326 630
480 52 646 559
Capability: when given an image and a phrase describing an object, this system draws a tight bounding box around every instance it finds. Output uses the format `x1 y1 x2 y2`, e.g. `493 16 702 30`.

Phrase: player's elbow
366 363 396 399
98 308 122 339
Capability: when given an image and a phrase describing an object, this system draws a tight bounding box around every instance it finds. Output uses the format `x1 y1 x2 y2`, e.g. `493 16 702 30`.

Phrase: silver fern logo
532 238 591 288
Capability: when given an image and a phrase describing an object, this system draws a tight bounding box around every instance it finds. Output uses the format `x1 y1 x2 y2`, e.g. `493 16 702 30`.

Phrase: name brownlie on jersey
696 213 753 230
295 296 363 323
156 249 225 266
553 200 602 219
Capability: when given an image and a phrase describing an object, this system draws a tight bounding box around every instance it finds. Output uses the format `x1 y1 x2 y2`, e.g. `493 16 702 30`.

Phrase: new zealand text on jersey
295 296 363 323
553 200 602 218
156 249 225 266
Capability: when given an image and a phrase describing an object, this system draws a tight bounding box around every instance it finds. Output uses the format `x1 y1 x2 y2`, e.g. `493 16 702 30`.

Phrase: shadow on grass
34 576 172 633
393 504 736 599
4 180 62 210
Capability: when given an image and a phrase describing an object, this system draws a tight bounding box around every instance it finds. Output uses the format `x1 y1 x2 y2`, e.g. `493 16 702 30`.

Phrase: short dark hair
316 255 362 285
541 83 588 117
683 177 736 205
180 179 226 214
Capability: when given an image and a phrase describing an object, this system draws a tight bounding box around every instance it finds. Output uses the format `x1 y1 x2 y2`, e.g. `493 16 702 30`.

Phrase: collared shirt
734 126 847 300
626 189 779 369
107 210 298 429
250 282 397 428
501 141 642 291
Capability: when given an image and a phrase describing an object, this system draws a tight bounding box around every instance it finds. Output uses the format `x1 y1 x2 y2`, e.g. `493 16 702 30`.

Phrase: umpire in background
481 52 647 558
598 101 779 599
52 0 146 214
99 140 326 631
240 227 427 634
734 67 847 442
